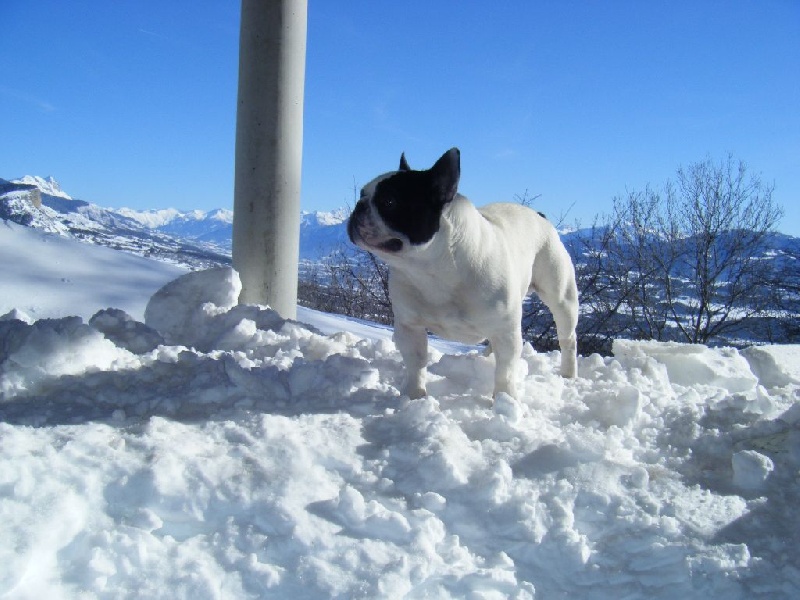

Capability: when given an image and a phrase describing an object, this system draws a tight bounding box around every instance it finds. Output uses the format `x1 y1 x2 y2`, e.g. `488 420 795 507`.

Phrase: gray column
232 0 307 319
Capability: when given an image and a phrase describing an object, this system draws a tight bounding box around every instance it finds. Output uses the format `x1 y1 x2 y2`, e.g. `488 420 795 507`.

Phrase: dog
347 148 578 399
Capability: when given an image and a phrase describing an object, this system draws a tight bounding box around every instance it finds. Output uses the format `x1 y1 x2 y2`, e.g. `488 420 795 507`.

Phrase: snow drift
1 265 799 599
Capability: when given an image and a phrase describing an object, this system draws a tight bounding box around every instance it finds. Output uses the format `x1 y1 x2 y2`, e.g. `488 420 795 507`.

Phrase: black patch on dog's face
371 148 461 246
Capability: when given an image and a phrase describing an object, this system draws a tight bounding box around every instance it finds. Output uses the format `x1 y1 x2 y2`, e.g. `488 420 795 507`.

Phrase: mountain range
3 174 799 348
0 176 351 269
3 174 799 278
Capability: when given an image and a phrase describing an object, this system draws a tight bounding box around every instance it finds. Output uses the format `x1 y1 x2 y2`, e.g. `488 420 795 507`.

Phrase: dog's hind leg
531 248 579 378
553 303 578 378
537 290 578 377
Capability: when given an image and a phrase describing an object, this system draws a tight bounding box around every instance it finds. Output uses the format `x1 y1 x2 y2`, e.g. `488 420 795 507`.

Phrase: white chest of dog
348 148 578 399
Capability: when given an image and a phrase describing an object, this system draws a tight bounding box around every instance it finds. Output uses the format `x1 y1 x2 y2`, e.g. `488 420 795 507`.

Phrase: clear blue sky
2 1 799 234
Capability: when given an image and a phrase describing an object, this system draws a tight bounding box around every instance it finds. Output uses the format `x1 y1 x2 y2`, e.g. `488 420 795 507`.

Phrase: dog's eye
379 196 396 210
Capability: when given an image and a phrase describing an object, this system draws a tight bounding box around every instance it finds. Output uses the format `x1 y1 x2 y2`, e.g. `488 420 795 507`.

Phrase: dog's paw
405 386 428 400
492 382 519 400
560 362 577 378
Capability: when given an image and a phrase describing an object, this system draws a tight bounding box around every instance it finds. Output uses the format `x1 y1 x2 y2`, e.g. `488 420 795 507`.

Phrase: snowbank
1 267 799 599
612 339 758 392
742 344 800 388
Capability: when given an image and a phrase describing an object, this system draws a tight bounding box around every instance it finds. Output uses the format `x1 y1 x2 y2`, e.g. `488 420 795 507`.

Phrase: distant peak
207 208 233 223
302 208 348 226
12 175 72 200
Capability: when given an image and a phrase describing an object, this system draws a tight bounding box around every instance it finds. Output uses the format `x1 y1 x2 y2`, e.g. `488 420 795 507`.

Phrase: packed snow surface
1 242 799 598
0 221 187 321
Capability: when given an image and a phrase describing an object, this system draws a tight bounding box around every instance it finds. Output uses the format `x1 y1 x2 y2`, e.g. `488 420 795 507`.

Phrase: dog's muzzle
377 238 403 252
347 202 370 243
347 203 403 253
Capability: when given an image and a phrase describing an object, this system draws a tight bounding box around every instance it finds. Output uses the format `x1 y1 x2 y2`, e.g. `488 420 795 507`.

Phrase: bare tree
611 156 783 345
299 245 393 324
760 235 800 342
607 185 680 342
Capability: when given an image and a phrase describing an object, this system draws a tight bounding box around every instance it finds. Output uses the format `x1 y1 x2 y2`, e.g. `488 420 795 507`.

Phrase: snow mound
1 268 799 598
0 316 136 399
144 266 243 347
742 344 800 388
613 339 758 392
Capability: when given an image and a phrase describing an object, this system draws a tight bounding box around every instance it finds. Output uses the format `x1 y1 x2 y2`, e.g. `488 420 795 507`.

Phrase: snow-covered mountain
299 208 349 260
1 175 351 264
1 176 232 269
118 206 235 247
12 175 72 199
117 205 351 260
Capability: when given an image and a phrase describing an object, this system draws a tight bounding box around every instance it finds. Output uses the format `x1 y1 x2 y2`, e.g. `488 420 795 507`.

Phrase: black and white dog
348 148 578 399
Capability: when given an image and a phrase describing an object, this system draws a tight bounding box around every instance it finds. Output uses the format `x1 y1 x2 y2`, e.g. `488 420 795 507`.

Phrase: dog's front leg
394 322 428 399
489 325 523 399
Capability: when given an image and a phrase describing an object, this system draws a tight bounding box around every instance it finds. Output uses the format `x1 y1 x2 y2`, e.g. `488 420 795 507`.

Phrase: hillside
0 177 231 270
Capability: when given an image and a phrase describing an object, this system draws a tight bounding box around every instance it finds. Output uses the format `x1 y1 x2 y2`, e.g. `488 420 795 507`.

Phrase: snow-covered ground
1 224 799 599
0 221 187 321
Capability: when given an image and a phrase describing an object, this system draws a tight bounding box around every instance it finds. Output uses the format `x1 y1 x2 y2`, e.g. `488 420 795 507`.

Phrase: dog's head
347 148 461 256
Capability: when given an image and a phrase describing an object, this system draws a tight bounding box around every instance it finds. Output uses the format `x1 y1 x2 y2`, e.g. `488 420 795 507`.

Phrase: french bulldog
347 148 578 399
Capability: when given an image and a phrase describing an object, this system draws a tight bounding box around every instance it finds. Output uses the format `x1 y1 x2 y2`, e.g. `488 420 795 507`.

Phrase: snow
301 208 349 227
1 226 800 598
117 208 234 229
12 175 72 199
731 450 774 490
0 221 186 321
115 207 184 228
612 339 759 393
1 189 71 234
742 345 800 388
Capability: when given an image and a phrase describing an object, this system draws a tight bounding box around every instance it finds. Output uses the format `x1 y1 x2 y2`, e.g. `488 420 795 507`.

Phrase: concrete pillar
232 0 307 319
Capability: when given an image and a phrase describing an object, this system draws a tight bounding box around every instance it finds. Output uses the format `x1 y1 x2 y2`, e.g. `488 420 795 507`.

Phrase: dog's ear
399 153 411 171
429 147 460 204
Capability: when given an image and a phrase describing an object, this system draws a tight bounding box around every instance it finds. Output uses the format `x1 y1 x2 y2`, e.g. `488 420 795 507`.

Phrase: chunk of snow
89 308 164 354
741 344 800 388
144 266 241 346
585 384 643 428
732 450 774 490
613 339 758 392
1 316 136 397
